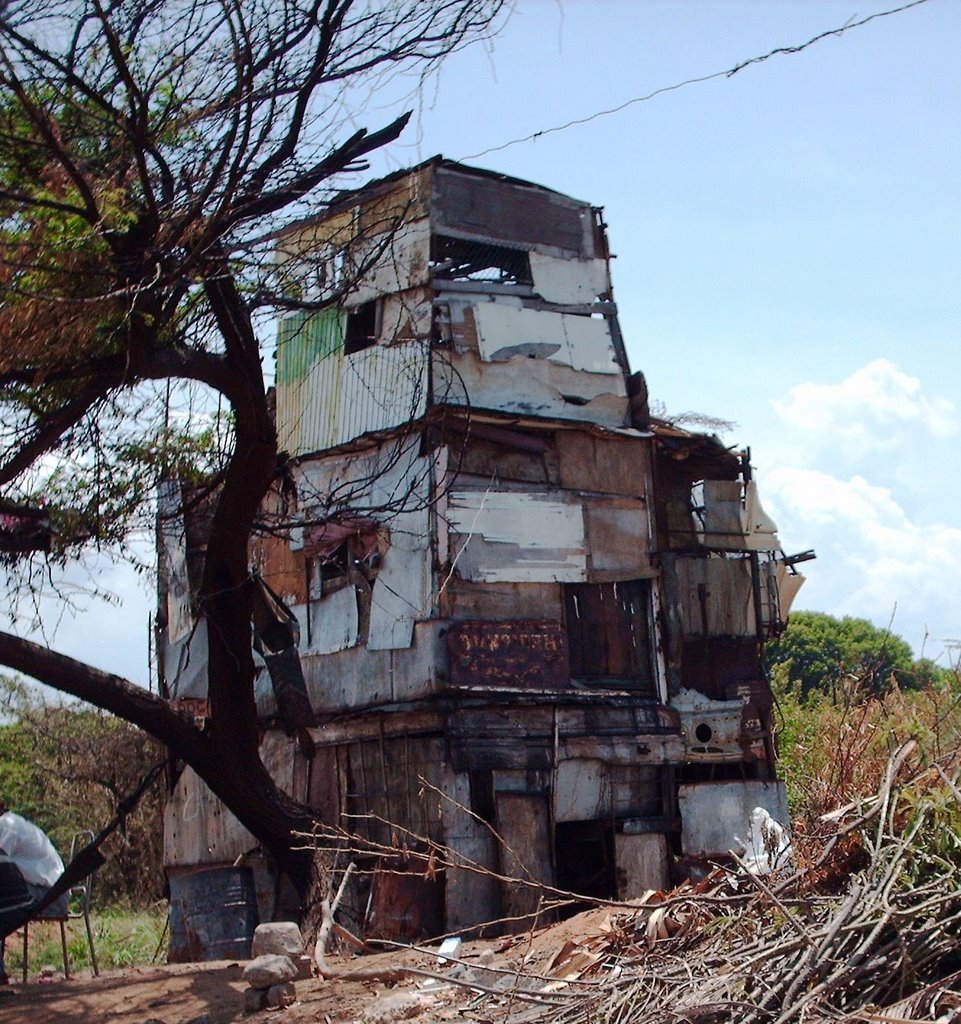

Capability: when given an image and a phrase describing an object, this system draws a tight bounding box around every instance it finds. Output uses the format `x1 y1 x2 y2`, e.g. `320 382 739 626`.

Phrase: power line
459 0 932 162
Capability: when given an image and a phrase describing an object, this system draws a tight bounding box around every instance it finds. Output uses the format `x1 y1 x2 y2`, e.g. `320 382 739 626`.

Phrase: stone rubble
243 947 300 1012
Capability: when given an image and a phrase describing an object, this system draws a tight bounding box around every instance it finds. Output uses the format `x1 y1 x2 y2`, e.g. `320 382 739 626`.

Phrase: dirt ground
0 907 620 1024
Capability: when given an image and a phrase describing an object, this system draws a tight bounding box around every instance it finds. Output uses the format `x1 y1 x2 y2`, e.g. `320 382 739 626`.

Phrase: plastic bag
736 806 794 875
0 811 64 887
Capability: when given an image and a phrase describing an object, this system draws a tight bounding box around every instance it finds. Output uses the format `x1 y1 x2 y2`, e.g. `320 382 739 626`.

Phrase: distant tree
765 611 933 699
0 678 164 905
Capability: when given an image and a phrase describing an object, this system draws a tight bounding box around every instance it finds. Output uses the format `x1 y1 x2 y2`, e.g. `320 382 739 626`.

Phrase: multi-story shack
159 158 808 950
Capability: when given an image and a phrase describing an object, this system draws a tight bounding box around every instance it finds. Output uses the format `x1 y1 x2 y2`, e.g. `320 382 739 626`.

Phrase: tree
765 610 946 699
0 0 507 910
0 677 164 904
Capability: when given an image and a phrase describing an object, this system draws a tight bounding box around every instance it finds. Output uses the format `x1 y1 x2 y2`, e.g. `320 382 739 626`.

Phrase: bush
766 611 953 698
0 677 166 906
773 661 961 832
3 905 168 978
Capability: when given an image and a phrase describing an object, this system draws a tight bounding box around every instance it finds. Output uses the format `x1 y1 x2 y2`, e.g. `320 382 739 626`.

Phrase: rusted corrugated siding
432 165 594 257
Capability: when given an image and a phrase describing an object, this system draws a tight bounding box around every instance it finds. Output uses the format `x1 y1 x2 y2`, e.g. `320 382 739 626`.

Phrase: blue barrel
168 866 260 962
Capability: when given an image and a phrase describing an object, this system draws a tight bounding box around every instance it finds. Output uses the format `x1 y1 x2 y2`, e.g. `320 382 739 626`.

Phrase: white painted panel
529 253 608 304
434 341 629 429
165 619 208 700
678 781 790 859
368 488 432 653
447 490 587 583
560 315 621 374
743 481 780 551
468 554 586 583
293 441 433 652
700 480 780 552
159 482 192 644
308 585 359 654
447 491 584 548
368 533 430 650
554 759 610 823
776 565 806 621
472 303 620 375
367 450 432 651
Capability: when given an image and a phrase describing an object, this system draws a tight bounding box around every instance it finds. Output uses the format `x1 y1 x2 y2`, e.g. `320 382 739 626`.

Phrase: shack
159 158 808 948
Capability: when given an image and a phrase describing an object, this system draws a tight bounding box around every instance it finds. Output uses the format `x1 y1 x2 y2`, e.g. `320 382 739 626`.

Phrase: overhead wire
459 0 933 162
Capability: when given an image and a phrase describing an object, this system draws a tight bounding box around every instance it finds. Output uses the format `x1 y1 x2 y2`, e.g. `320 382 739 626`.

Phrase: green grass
4 905 168 980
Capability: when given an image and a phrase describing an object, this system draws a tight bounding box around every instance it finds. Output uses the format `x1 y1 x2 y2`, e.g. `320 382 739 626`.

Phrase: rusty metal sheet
680 636 761 698
366 852 444 940
432 165 592 256
446 620 570 689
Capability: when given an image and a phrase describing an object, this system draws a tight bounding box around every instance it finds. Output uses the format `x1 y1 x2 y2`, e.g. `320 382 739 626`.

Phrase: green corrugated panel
276 308 345 384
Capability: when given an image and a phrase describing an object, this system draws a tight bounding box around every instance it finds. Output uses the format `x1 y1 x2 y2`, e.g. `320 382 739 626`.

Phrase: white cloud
7 543 155 690
761 465 961 661
772 358 957 465
752 361 961 660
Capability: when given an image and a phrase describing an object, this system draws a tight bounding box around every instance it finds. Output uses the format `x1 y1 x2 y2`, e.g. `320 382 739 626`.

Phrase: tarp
0 811 63 887
0 811 66 929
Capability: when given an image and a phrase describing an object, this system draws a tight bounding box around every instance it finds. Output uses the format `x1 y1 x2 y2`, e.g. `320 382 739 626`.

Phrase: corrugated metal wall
276 309 429 455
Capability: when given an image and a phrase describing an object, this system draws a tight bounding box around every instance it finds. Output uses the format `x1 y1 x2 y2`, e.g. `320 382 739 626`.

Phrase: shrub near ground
4 906 168 978
771 660 961 864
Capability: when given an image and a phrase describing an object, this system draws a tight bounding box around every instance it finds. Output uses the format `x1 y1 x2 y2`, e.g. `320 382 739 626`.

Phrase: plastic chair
20 831 99 982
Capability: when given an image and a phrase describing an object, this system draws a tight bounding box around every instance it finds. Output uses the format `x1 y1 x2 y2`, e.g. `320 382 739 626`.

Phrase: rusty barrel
167 865 259 962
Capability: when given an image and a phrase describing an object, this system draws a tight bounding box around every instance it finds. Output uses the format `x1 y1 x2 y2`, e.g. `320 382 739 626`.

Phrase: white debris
735 806 794 875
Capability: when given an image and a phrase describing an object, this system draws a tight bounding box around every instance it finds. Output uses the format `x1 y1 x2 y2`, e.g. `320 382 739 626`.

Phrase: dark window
430 235 532 286
564 579 655 694
680 636 761 699
554 820 616 907
344 300 378 354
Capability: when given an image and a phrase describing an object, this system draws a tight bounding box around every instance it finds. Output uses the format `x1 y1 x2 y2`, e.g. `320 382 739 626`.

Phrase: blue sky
37 0 961 683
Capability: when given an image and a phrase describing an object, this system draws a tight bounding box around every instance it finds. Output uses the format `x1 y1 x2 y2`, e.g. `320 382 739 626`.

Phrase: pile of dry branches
548 753 961 1024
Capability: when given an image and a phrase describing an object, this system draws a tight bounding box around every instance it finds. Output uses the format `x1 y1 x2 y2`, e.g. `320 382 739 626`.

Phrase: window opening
430 235 532 286
344 300 378 354
563 579 655 693
554 820 616 910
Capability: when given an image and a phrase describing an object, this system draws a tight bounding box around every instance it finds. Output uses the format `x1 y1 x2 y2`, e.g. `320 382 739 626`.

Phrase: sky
28 0 961 686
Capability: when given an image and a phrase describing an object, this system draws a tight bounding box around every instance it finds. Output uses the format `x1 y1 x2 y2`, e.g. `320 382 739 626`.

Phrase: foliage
772 658 961 832
0 677 165 905
3 905 167 978
765 610 952 698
